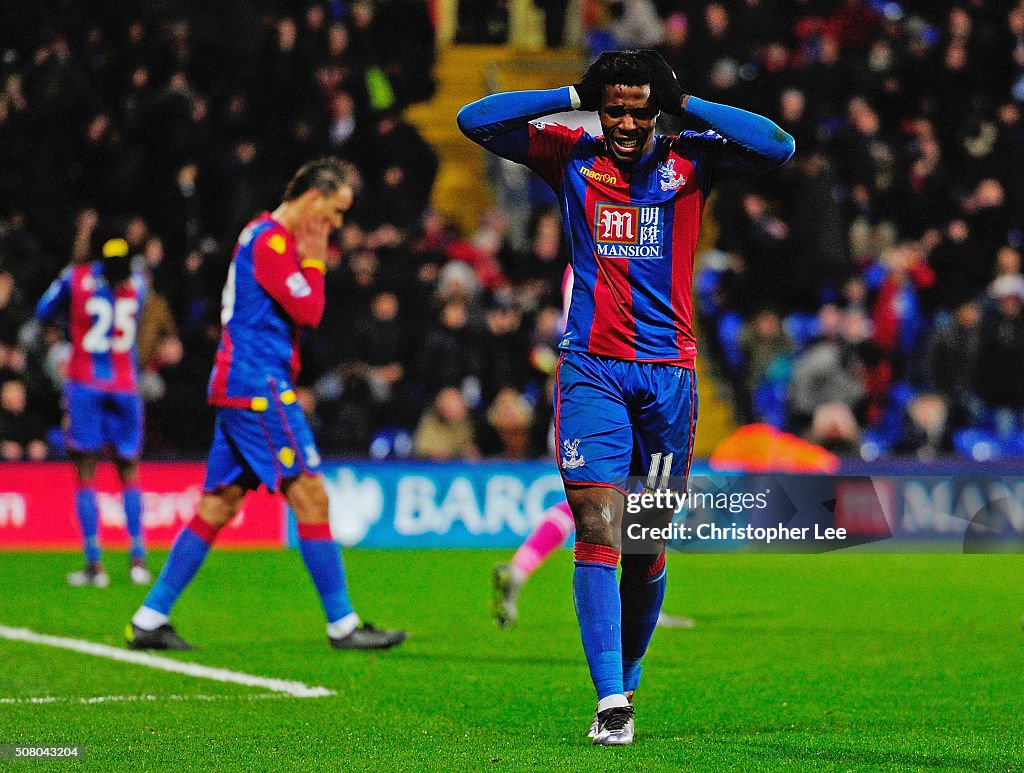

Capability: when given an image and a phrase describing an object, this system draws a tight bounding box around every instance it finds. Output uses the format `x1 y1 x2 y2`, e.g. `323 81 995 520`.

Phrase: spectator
348 290 417 427
991 246 1022 286
894 393 951 461
0 266 29 345
962 178 1011 256
480 386 535 458
327 90 359 155
373 0 437 107
775 88 815 159
155 162 204 258
508 208 564 298
788 305 866 435
739 307 792 418
527 305 563 381
924 298 982 431
456 0 509 44
361 111 438 223
656 13 700 92
716 189 790 310
535 0 570 47
692 2 740 72
869 242 935 379
413 387 479 461
607 0 666 50
4 1 1024 460
480 298 530 403
976 274 1024 437
0 377 48 461
925 219 989 313
0 210 53 302
257 16 316 143
808 402 861 455
416 298 484 399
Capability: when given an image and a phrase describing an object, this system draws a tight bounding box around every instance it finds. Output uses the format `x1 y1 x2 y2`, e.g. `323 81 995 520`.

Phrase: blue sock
123 486 145 560
573 542 623 701
143 518 216 615
76 487 101 564
620 554 667 693
297 523 354 623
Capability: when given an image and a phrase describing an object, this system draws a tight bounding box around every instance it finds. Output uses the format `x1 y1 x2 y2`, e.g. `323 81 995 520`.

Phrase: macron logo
581 166 618 185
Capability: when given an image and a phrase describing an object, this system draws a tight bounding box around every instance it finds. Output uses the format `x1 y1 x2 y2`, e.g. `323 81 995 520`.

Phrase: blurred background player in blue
36 236 150 588
459 50 793 745
125 158 406 652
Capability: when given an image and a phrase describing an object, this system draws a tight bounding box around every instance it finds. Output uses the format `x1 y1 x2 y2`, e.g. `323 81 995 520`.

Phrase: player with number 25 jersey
37 237 150 588
36 245 146 460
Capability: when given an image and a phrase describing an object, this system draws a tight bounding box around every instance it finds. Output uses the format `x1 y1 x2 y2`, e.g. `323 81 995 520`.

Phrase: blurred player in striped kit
461 50 793 744
36 236 150 588
125 158 405 652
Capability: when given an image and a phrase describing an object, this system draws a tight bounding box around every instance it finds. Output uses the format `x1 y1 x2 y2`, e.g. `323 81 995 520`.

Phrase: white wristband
568 85 581 110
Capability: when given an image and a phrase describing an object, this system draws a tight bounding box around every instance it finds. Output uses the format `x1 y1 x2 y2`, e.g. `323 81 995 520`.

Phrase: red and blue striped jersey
208 214 326 408
36 262 146 393
458 88 794 368
526 122 721 366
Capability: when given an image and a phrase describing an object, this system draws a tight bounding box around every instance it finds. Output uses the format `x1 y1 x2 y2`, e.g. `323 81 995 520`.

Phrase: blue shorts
64 382 143 460
554 351 698 493
204 387 322 493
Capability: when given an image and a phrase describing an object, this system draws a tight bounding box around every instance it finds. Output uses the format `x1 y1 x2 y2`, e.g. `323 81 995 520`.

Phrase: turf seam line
0 625 335 698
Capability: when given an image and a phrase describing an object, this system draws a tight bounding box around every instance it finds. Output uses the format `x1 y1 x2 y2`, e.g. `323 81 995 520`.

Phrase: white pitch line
1 693 290 706
0 625 334 698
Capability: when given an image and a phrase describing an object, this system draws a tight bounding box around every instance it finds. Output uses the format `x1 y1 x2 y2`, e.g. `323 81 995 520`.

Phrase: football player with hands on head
459 50 793 745
126 158 406 652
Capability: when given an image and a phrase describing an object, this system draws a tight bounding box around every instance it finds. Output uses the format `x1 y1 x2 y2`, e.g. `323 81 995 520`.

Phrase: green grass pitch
1 548 1022 771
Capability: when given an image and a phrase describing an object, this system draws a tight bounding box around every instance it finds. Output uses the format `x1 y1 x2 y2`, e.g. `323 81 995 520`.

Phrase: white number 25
83 297 139 354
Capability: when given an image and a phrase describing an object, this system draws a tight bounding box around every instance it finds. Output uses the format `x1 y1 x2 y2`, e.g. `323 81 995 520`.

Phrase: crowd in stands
645 0 1024 461
0 0 568 462
1 0 1023 463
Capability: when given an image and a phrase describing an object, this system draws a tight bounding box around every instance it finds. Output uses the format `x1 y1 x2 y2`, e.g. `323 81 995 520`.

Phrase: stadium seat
716 311 745 375
953 428 1004 461
695 267 723 321
859 428 893 461
585 30 620 57
889 382 916 411
752 380 787 429
1004 430 1024 457
783 312 819 350
870 382 916 447
369 428 414 460
46 427 66 458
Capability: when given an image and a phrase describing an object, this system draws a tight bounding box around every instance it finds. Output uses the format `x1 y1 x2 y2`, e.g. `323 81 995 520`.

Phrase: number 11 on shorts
646 452 673 491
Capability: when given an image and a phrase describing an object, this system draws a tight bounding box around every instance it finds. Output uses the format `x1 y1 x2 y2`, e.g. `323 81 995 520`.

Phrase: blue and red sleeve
252 229 326 328
680 97 795 182
457 87 583 189
36 267 72 323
